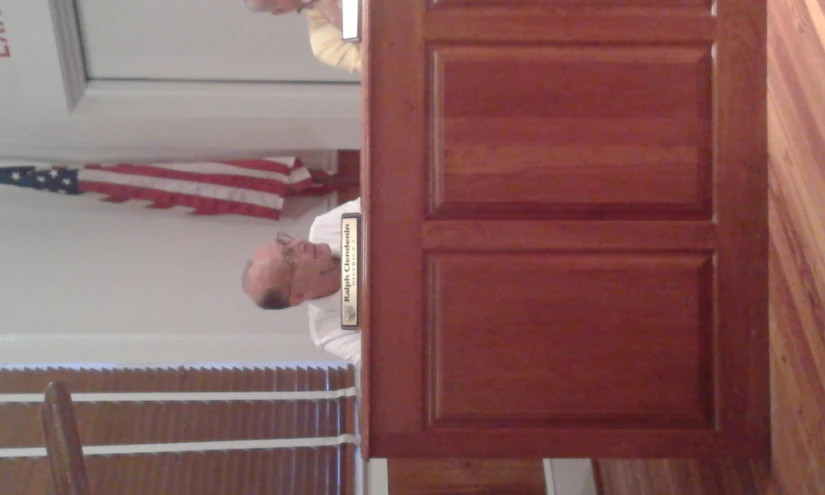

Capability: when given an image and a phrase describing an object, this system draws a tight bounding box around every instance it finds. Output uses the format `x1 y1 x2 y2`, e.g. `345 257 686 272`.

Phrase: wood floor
595 0 825 492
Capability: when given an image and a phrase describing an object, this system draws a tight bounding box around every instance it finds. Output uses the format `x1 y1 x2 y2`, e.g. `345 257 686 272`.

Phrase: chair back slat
40 381 92 495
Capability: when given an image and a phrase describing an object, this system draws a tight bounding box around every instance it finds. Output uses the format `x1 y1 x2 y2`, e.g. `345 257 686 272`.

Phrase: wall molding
48 0 86 110
1 434 358 458
0 333 341 367
0 333 312 344
0 389 358 403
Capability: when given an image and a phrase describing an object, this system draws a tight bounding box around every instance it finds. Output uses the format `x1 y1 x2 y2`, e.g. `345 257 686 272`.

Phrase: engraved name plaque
340 213 361 329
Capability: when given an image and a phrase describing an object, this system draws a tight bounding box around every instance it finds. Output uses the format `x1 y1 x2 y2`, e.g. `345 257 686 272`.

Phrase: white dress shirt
307 198 362 364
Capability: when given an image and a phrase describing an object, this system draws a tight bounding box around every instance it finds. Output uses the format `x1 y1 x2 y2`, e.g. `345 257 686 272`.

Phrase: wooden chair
39 381 92 495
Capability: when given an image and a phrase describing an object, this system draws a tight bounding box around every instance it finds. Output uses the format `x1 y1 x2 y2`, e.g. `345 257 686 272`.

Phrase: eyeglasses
275 232 299 301
275 232 299 263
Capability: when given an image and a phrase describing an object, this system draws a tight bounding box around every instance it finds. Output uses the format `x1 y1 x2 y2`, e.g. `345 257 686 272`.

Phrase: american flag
0 157 316 220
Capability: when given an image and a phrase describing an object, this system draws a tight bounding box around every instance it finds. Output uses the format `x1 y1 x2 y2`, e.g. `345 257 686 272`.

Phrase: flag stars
10 171 21 181
36 176 46 183
49 169 59 178
62 178 72 185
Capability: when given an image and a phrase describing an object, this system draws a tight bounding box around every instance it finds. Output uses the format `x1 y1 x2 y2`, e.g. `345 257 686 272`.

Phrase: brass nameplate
341 213 361 330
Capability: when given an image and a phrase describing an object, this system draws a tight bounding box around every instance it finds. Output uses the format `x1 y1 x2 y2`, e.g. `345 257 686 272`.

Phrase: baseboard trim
591 460 605 495
544 459 557 495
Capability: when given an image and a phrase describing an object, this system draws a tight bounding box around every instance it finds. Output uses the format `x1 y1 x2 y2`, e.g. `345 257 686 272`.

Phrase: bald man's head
242 234 341 311
242 243 292 310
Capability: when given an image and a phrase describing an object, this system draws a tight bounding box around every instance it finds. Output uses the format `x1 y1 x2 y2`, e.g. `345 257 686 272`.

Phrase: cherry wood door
360 0 769 458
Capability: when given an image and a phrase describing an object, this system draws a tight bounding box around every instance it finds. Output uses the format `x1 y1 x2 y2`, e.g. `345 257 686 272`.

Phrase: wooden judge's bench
347 0 770 459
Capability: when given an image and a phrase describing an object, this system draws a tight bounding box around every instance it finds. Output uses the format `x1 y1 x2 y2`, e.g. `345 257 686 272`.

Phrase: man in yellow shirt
244 0 362 73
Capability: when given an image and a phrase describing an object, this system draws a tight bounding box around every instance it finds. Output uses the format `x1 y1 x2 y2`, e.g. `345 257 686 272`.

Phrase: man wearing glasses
242 198 362 364
243 0 362 73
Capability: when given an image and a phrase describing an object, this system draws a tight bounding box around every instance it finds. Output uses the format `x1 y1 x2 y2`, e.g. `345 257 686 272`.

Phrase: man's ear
290 292 307 306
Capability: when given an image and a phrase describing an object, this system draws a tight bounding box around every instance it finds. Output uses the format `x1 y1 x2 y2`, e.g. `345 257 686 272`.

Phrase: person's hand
243 0 277 12
312 0 343 31
243 0 312 15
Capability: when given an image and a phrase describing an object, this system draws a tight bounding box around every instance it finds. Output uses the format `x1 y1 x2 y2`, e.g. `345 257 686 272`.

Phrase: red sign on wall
0 10 10 58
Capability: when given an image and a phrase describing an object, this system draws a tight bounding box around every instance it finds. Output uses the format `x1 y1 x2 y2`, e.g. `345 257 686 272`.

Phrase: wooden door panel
421 221 717 251
361 0 768 459
431 45 713 216
423 10 717 44
436 0 710 7
427 252 714 428
436 144 706 208
436 47 710 119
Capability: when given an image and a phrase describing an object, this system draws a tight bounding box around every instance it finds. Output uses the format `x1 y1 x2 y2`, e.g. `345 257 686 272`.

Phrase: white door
76 0 360 83
0 0 361 164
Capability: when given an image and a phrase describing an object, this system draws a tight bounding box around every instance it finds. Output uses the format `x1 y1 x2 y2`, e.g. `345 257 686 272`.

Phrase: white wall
549 459 598 495
0 168 345 367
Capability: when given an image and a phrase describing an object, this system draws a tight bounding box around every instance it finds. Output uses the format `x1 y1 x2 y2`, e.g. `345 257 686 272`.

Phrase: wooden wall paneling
0 366 357 495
